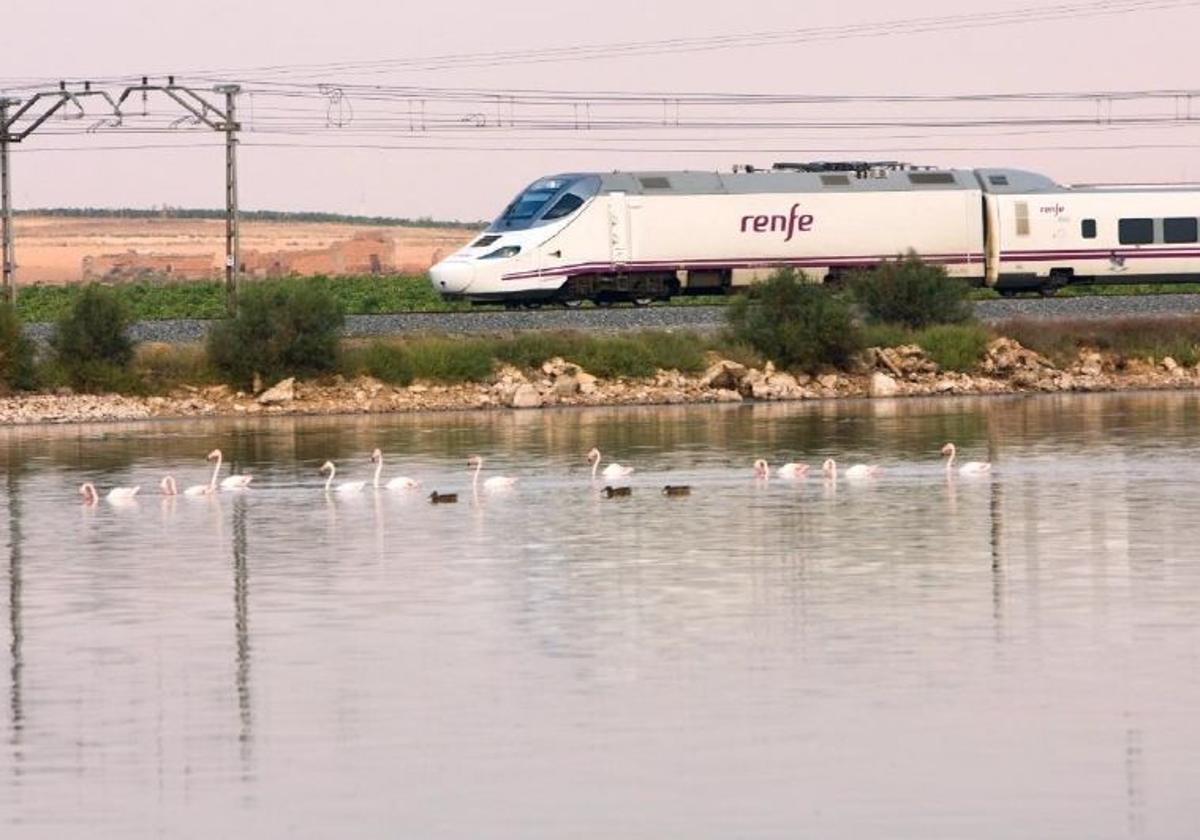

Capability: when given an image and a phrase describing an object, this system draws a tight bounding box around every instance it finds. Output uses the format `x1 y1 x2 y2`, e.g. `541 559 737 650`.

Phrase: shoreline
2 338 1197 427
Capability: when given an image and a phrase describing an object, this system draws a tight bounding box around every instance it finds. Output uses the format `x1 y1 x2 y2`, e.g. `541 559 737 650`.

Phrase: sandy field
9 215 476 283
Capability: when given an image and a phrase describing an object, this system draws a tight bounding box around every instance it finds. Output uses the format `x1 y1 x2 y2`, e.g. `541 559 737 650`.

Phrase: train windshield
491 175 600 231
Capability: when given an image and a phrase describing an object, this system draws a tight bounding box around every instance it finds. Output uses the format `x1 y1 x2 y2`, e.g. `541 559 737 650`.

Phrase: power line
176 0 1198 78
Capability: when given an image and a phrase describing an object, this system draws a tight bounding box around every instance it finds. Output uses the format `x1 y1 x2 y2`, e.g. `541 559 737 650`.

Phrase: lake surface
2 393 1199 838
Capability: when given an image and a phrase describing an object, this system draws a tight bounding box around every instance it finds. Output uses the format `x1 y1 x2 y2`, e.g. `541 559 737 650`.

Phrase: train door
608 192 631 267
983 193 1001 286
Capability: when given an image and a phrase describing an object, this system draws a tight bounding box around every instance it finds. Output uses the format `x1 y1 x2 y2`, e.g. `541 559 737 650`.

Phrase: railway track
23 293 1200 345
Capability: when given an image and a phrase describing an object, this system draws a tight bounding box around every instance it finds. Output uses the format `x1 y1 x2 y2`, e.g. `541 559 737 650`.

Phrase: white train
429 162 1200 305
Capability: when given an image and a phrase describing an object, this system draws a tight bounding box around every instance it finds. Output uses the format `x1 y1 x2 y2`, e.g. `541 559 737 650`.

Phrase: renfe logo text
740 204 815 242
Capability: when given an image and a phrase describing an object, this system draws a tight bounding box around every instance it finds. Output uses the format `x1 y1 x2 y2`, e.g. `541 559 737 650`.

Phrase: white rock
509 384 543 409
257 377 295 405
700 360 747 390
553 375 579 397
869 372 899 397
576 372 598 395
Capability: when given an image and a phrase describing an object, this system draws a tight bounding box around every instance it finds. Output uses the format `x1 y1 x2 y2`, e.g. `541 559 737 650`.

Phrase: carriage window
1081 219 1096 239
542 193 584 221
820 174 850 186
988 175 1010 186
1163 217 1198 244
1118 218 1154 245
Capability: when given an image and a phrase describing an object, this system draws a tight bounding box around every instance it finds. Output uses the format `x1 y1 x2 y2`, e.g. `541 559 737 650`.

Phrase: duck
941 442 991 475
587 447 634 479
662 485 691 497
429 491 458 504
602 486 632 498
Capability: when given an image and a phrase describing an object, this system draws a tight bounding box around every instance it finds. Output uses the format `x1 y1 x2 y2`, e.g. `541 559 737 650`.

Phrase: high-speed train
429 161 1200 305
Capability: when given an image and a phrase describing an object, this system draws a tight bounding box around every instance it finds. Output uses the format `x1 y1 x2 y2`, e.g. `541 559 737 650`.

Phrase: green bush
917 324 990 372
361 342 415 385
52 284 136 391
860 322 915 349
727 269 861 371
850 253 974 329
492 332 579 370
636 330 707 373
572 337 656 378
403 336 495 383
207 278 345 387
0 302 36 392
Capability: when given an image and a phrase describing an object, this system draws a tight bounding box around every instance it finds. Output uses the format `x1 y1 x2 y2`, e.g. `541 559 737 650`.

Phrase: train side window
542 193 585 221
1163 217 1198 244
1118 218 1154 245
1081 219 1096 239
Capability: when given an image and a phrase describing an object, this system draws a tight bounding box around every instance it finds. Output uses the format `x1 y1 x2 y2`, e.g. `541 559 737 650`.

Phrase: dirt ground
9 215 476 283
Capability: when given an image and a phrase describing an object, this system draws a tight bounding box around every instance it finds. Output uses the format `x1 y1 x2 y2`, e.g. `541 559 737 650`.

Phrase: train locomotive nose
429 258 475 295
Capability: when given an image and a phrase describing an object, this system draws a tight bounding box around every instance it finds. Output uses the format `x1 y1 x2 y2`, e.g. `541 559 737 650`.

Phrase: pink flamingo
208 449 253 490
371 449 420 490
942 442 991 475
79 482 140 504
469 455 518 490
587 447 634 479
822 458 881 480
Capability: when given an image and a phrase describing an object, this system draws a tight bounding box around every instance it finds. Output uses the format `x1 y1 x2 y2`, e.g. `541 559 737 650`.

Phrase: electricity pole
1 97 17 305
217 85 241 313
1 78 243 309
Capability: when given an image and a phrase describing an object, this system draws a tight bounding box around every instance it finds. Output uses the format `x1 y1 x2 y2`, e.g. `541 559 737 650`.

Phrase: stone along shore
1 337 1197 426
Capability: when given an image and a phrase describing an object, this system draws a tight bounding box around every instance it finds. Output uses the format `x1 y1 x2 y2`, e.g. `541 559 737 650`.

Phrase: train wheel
632 297 654 307
1038 286 1059 298
523 302 543 310
998 289 1018 298
595 299 613 308
562 299 584 309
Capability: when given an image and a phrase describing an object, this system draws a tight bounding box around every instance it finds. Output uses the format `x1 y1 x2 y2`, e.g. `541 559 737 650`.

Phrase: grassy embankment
16 275 1200 322
118 315 1200 396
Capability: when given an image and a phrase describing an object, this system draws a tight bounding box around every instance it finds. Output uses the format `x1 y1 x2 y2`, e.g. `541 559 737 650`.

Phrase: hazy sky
3 0 1199 220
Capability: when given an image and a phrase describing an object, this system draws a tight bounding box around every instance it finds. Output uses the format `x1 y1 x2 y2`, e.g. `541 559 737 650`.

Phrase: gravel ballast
22 293 1200 345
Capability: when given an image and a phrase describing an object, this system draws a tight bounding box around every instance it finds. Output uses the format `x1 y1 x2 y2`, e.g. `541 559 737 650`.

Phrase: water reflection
0 394 1199 837
232 496 252 765
6 459 23 771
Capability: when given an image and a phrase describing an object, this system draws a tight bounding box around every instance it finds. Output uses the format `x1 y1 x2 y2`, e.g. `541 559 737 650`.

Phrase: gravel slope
24 293 1200 344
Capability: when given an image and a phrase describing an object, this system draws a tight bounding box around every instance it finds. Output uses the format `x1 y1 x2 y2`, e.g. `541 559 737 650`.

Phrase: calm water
2 394 1199 838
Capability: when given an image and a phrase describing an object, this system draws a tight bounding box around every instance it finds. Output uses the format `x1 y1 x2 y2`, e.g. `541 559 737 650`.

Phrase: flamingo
320 460 365 494
159 476 214 497
469 455 518 490
777 461 808 479
822 458 882 480
753 459 769 479
942 442 991 475
79 482 140 504
370 449 420 490
587 447 634 480
208 449 253 490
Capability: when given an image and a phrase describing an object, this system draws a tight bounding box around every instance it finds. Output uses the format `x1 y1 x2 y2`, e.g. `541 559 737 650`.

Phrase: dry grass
995 316 1200 367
